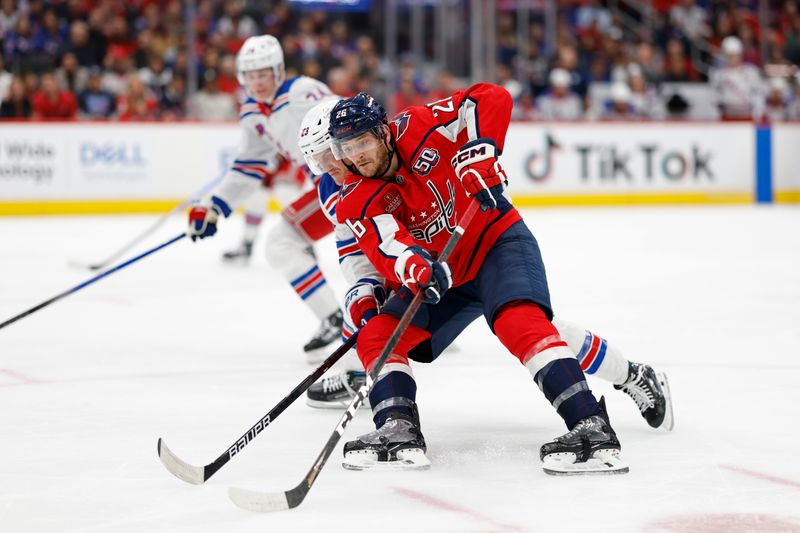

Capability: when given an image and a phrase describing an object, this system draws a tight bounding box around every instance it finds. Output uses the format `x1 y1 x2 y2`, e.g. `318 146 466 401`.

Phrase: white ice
1 206 799 533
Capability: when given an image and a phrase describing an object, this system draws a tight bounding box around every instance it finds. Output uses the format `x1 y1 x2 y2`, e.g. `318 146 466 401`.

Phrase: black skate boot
342 407 430 471
221 240 253 264
540 397 628 475
306 370 370 409
303 310 343 364
614 361 674 431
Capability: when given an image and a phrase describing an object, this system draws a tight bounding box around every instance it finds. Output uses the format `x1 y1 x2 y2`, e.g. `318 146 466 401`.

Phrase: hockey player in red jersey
329 88 628 474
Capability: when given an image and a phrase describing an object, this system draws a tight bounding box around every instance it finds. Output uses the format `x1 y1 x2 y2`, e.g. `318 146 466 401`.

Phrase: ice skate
303 310 343 364
615 361 674 431
306 370 370 409
221 240 253 265
540 397 628 475
342 409 430 471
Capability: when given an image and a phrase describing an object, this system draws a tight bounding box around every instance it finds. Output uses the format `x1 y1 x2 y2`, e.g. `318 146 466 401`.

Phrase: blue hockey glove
188 204 221 241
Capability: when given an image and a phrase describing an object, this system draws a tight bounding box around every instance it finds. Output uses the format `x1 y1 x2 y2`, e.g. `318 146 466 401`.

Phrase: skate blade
656 372 675 432
342 448 431 471
542 449 629 476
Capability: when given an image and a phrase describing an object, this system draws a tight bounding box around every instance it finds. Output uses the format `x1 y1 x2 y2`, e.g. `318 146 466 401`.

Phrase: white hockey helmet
299 97 342 175
236 34 285 87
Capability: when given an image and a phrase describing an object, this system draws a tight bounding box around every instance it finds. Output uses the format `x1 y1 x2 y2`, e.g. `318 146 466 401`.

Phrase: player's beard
354 142 390 179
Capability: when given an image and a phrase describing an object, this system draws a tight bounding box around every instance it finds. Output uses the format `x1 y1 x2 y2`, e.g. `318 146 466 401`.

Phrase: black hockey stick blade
227 200 480 512
157 334 358 485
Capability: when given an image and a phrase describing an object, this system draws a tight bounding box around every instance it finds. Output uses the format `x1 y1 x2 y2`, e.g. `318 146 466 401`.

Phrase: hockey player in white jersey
187 35 343 362
710 36 764 120
296 99 674 434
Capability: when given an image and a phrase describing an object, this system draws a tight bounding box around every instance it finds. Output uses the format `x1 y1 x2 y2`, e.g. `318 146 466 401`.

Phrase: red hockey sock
356 314 431 372
493 301 568 365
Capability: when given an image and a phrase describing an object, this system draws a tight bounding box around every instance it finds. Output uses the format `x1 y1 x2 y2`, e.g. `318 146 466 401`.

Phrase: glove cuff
210 195 231 218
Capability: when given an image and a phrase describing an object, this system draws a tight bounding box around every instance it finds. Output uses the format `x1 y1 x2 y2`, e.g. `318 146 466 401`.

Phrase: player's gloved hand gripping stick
227 199 481 513
0 233 187 331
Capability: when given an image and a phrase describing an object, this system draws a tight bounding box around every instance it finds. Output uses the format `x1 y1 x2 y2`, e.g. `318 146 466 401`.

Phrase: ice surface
1 206 799 532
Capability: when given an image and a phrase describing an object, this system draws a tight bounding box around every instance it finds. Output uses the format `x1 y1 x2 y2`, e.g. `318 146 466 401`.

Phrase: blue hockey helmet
328 92 390 162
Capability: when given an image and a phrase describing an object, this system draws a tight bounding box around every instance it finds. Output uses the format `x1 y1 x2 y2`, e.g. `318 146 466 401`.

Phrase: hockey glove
344 279 387 327
451 137 508 211
188 204 221 241
395 246 452 305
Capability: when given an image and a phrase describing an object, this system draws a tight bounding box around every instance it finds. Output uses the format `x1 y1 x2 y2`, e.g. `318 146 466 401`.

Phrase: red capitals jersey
336 83 522 289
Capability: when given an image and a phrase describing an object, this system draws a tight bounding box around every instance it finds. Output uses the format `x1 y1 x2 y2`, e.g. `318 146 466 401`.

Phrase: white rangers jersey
710 64 764 119
317 173 382 287
536 92 584 120
209 76 333 216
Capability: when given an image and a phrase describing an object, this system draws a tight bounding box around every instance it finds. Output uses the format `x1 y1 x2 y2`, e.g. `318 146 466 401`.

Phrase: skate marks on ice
392 487 528 533
644 512 800 532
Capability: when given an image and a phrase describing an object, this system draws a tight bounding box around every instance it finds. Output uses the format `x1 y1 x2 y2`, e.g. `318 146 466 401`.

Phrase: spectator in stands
0 52 11 100
553 44 589 97
594 81 641 120
710 36 764 120
31 72 78 119
0 76 32 118
0 0 20 36
3 16 34 69
216 54 240 95
763 77 796 122
116 75 158 121
670 0 709 43
55 51 89 94
78 68 115 119
58 20 101 68
188 69 236 121
160 75 187 119
627 63 664 119
635 42 664 84
32 8 66 63
327 66 355 98
138 54 172 102
101 47 134 96
575 0 612 36
217 0 258 53
663 38 700 82
537 68 584 120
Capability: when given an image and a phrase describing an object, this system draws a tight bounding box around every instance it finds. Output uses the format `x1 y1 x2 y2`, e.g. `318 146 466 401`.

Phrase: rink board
0 121 798 215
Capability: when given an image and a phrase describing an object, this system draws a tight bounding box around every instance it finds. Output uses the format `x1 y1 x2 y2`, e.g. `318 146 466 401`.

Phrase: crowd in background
1 0 799 121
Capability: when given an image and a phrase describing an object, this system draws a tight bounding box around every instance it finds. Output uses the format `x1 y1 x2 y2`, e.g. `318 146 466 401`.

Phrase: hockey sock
369 364 417 428
552 317 630 385
267 219 340 321
243 212 262 243
493 301 601 429
534 359 601 429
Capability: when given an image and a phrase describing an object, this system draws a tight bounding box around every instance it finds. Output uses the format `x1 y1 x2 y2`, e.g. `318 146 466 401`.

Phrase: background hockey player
327 88 629 474
186 35 343 362
298 98 674 433
218 156 306 264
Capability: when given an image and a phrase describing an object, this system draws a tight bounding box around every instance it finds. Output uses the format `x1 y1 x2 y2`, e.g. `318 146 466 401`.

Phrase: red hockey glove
188 204 221 241
261 157 291 187
451 138 508 211
395 246 452 304
344 279 387 327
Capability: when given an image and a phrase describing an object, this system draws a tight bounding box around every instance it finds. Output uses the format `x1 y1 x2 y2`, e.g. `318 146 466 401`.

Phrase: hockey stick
228 200 481 512
157 332 359 485
70 174 223 271
0 233 187 331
